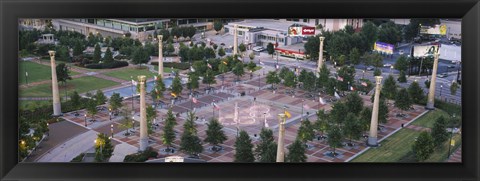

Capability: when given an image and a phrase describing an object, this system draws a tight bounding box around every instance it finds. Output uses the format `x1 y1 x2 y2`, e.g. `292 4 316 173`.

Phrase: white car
399 50 404 55
383 63 392 67
253 46 265 52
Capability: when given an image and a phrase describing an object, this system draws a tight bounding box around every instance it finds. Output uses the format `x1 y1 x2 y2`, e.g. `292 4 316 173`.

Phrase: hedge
85 61 129 69
150 62 189 70
71 153 85 162
123 147 158 162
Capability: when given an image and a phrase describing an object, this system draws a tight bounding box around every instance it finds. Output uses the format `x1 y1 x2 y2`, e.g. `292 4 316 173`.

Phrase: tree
171 74 183 96
218 47 226 57
359 107 372 133
86 99 98 121
187 72 200 93
286 139 307 162
267 43 275 58
378 99 389 124
349 48 361 65
202 68 216 88
247 61 256 74
70 91 81 108
360 21 378 50
204 118 227 152
304 35 320 60
94 133 114 162
431 116 449 147
345 92 364 115
317 63 330 89
279 67 290 80
162 109 177 152
343 113 363 146
395 88 412 115
180 112 203 157
205 47 216 59
132 46 149 66
213 20 223 33
378 21 402 45
450 82 459 95
337 54 347 66
93 43 101 63
73 40 84 56
232 61 245 81
234 130 255 162
56 63 72 86
327 125 343 156
103 47 114 63
166 43 175 55
249 52 255 61
146 105 156 135
398 71 407 83
314 110 330 138
297 118 315 144
408 81 425 104
382 75 398 100
336 66 356 91
238 43 246 55
254 128 277 162
151 75 166 107
108 93 123 114
283 70 297 90
266 71 281 89
303 72 317 93
412 131 435 161
95 89 107 106
330 102 348 125
326 78 337 96
394 55 409 72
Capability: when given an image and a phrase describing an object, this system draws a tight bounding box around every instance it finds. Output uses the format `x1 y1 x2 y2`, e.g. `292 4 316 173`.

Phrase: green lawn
19 76 119 97
351 109 462 162
351 129 421 162
153 65 178 74
411 110 450 129
103 67 158 81
19 61 79 85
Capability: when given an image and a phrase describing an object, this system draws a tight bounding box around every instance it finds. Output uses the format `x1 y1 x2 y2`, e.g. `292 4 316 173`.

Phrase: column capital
48 50 56 57
319 36 325 41
277 113 286 124
375 76 383 84
157 35 163 42
137 75 147 84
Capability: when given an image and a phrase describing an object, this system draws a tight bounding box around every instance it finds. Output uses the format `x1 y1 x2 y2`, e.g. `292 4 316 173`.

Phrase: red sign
301 27 315 35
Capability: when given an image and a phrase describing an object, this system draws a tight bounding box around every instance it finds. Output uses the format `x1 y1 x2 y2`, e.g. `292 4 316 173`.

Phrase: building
51 19 169 41
441 19 461 40
19 19 50 30
277 19 363 32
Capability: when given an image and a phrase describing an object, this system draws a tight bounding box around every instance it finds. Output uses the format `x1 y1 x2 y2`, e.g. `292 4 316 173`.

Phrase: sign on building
288 26 315 36
420 24 447 35
373 41 394 55
165 156 184 162
412 45 439 58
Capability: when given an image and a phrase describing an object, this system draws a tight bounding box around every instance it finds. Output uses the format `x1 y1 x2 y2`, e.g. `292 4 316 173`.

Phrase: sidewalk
36 130 97 162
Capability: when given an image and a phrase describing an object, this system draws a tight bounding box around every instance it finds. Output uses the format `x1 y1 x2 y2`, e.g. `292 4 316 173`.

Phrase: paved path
447 147 461 162
37 130 98 162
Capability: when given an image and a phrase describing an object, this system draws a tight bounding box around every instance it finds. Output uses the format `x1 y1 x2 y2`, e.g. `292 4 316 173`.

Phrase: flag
334 92 341 99
213 102 220 110
222 61 228 65
25 72 28 76
171 92 177 98
207 63 212 69
284 110 292 118
361 82 368 87
319 97 326 105
190 66 195 72
154 76 157 80
259 61 265 65
350 86 355 91
131 80 137 86
276 64 279 69
303 104 310 109
155 88 159 93
337 76 344 82
171 70 176 76
192 97 198 104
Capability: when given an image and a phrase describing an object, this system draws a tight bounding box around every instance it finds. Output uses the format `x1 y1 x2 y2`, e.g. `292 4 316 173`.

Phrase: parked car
253 46 265 52
366 66 374 71
399 50 404 55
437 73 448 78
383 63 392 67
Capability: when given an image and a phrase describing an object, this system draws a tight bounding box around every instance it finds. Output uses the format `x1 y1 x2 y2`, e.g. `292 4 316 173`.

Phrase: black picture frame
1 0 479 180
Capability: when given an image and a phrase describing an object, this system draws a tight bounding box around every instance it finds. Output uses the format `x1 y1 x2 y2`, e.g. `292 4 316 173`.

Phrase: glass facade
70 19 164 33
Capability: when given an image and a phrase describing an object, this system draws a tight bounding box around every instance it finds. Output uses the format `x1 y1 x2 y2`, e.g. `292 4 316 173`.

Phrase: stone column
157 35 164 76
49 51 62 116
426 53 440 110
233 24 238 56
368 76 383 147
138 75 148 151
317 36 325 76
276 113 286 162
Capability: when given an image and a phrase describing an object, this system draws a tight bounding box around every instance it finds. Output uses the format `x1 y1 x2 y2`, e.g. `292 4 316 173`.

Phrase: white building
441 19 461 40
277 19 363 32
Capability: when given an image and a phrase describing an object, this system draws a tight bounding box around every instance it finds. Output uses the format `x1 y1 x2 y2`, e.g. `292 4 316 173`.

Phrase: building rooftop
109 18 169 25
229 19 307 32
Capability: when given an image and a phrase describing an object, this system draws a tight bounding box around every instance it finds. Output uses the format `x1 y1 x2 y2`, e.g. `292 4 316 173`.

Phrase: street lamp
362 70 365 79
390 65 394 74
111 124 114 138
263 112 268 128
109 108 112 121
301 99 305 121
84 114 87 127
131 76 134 115
440 84 443 98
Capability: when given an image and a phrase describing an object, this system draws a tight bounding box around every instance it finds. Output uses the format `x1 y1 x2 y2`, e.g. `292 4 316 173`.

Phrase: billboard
420 24 447 35
412 45 439 58
373 41 394 54
289 26 315 36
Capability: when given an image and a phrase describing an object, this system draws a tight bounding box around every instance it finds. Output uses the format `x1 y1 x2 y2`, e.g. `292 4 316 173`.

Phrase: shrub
123 147 158 162
150 62 190 70
71 153 85 162
85 61 129 69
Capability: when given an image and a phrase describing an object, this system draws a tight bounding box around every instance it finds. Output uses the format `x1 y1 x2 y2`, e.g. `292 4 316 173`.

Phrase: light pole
440 84 443 98
362 70 365 79
64 66 68 102
84 114 87 127
131 76 134 114
390 65 393 74
132 118 135 132
301 99 304 121
109 108 112 121
263 112 267 128
111 124 114 138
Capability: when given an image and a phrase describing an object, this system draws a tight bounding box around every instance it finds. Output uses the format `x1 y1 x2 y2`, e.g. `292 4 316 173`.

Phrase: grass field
153 65 178 74
103 67 158 81
351 109 462 162
19 100 52 110
18 61 79 85
19 76 119 97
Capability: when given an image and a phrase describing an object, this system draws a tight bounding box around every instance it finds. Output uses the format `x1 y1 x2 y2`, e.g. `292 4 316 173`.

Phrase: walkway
446 147 461 162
